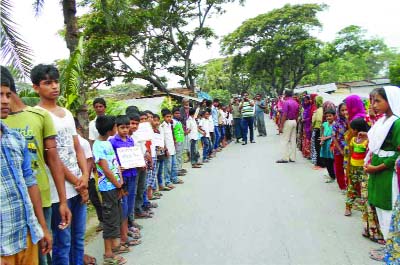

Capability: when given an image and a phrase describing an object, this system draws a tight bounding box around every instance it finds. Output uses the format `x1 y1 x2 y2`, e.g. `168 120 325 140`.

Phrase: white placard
117 146 146 168
133 122 153 142
152 133 164 147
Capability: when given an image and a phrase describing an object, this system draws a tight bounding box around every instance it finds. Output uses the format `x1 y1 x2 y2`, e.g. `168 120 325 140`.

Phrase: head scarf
345 94 366 122
315 96 323 108
323 101 336 113
367 86 400 160
302 95 312 119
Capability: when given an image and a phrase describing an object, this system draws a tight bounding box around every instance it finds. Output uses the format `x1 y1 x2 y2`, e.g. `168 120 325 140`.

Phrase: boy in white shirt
186 108 201 168
160 109 183 189
198 109 212 162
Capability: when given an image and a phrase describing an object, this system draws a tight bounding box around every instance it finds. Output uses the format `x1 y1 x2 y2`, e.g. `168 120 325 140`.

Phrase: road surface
86 119 379 265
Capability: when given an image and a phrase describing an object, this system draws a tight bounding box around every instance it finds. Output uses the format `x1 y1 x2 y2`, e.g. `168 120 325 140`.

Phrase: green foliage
86 98 128 120
389 56 400 86
58 36 85 114
209 89 231 105
221 4 328 94
160 96 179 111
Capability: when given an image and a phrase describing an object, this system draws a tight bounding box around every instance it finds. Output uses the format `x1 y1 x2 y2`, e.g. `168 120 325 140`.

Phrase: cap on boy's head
126 106 139 116
74 117 82 129
127 113 140 122
161 108 171 117
30 64 59 85
172 106 180 114
93 97 107 108
96 115 115 136
153 114 160 120
1 66 16 93
115 115 130 126
189 108 196 116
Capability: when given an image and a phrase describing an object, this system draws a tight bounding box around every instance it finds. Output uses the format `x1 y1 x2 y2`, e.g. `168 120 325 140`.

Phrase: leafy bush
209 89 232 105
86 98 128 120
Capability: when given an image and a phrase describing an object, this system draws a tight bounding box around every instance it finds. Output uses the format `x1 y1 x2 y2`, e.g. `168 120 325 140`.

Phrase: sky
6 0 400 87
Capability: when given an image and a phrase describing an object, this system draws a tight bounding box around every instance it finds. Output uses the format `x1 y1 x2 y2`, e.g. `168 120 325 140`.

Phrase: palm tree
0 0 33 78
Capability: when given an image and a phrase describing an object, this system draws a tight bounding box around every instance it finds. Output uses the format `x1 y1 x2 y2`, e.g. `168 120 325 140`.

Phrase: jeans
135 168 147 214
39 207 52 265
241 116 254 143
175 141 184 171
213 126 221 150
157 159 164 187
190 139 199 165
122 175 136 219
233 118 242 139
51 195 87 265
201 137 211 161
164 155 178 185
255 112 267 136
88 178 103 223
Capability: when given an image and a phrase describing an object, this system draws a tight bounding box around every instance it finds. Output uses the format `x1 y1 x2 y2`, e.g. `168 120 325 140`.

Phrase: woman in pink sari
301 95 312 158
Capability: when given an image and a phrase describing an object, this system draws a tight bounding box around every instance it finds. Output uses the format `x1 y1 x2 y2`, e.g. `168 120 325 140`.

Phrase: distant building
336 78 390 96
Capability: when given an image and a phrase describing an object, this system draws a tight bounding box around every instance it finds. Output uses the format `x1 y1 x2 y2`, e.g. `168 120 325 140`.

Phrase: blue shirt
109 134 137 178
93 140 121 192
0 122 43 255
255 100 265 114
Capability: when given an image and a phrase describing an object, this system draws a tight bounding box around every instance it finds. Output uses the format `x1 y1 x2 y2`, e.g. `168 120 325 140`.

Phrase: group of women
272 86 400 263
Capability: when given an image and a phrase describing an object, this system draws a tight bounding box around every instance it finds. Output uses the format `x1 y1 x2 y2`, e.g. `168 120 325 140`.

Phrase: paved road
86 119 380 265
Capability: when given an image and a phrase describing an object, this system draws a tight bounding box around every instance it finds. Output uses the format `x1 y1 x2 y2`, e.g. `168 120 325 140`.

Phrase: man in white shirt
89 98 107 146
186 108 201 168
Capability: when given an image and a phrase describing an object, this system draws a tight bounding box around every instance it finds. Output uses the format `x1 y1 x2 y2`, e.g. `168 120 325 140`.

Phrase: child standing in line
92 115 128 264
172 107 186 176
199 110 212 163
320 108 336 183
187 108 201 168
109 115 141 248
150 114 165 196
161 109 184 189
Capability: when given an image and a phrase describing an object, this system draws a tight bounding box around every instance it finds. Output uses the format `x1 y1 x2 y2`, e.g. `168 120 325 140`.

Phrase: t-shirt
92 140 120 191
78 135 94 179
241 101 254 118
208 116 214 133
88 117 99 141
172 119 185 143
350 137 368 167
37 107 81 203
161 121 176 155
187 116 199 140
199 118 210 138
3 106 57 207
255 100 266 114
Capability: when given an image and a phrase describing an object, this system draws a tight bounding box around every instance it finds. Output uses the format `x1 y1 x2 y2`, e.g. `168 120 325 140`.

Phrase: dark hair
139 111 147 117
198 111 204 117
161 108 171 117
1 66 16 93
324 108 336 115
172 107 180 114
337 102 346 117
206 100 212 107
127 113 140 122
153 114 160 120
96 115 115 136
189 108 196 116
213 98 220 103
30 64 59 85
350 118 370 132
372 87 388 101
93 97 107 108
284 89 293 97
143 110 153 116
126 106 139 116
205 108 211 113
115 115 130 126
74 117 82 129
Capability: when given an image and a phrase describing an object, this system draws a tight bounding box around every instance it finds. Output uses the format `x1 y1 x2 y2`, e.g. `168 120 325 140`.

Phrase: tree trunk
62 0 78 53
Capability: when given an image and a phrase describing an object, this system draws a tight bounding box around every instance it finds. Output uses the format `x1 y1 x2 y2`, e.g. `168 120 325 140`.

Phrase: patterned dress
385 158 400 264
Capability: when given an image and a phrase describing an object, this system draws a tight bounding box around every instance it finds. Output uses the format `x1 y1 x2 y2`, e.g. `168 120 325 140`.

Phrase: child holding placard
109 115 142 248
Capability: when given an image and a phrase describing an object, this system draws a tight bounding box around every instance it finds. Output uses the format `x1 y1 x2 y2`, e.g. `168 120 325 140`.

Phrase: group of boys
0 63 232 265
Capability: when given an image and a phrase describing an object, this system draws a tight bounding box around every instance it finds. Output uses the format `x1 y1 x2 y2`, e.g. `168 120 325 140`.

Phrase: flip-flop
112 245 130 254
84 254 97 265
122 239 141 247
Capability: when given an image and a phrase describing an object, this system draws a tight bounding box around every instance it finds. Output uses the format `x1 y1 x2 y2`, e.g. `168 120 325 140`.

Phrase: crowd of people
270 87 400 263
0 64 270 265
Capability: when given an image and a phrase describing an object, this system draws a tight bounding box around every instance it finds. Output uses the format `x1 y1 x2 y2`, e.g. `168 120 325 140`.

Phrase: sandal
103 255 126 265
84 254 97 265
160 186 172 191
122 239 141 247
173 179 184 184
127 231 141 239
192 164 201 168
153 191 163 196
344 209 352 216
112 245 130 255
369 249 385 261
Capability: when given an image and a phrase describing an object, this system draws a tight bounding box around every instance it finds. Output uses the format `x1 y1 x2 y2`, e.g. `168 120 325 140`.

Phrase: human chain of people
1 63 400 265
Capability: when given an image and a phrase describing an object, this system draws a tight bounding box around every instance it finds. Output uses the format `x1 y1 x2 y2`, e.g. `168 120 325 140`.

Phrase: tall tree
221 4 329 95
